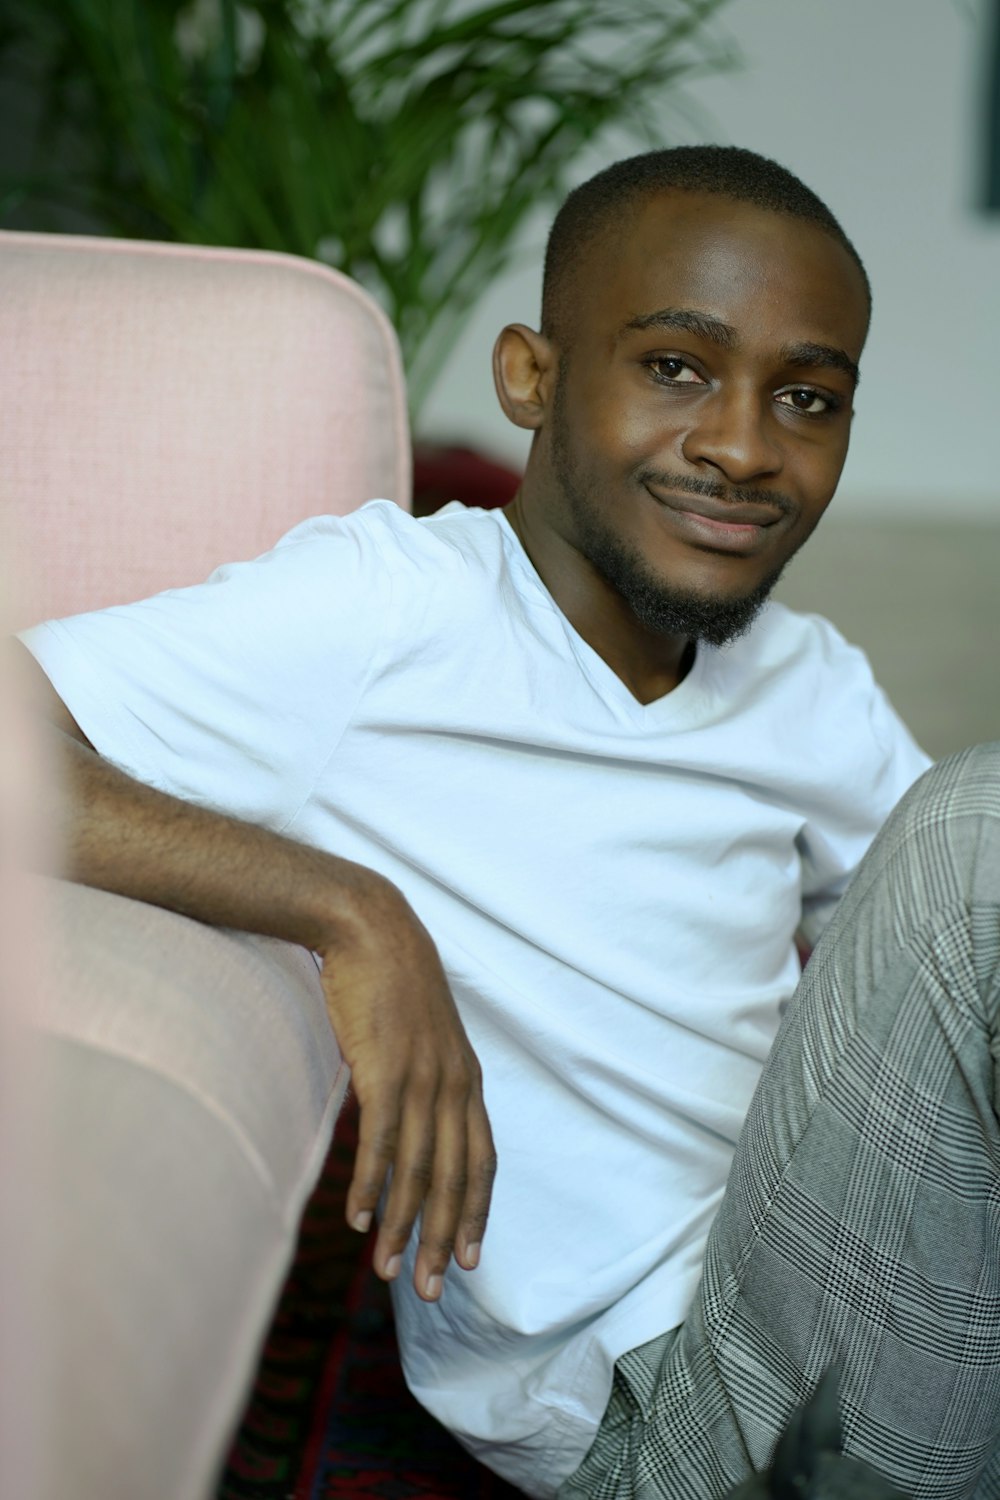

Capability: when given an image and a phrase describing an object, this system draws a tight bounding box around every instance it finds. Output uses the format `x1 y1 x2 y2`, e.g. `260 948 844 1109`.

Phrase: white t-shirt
20 501 930 1496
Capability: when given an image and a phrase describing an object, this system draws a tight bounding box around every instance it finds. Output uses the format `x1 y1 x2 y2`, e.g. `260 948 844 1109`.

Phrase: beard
550 393 793 649
563 507 788 647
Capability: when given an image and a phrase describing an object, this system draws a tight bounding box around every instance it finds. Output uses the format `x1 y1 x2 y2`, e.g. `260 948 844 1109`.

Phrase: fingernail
384 1253 402 1280
464 1242 481 1269
424 1273 443 1301
352 1210 372 1233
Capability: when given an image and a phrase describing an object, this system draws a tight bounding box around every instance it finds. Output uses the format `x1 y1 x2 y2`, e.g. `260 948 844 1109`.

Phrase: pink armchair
0 230 410 1500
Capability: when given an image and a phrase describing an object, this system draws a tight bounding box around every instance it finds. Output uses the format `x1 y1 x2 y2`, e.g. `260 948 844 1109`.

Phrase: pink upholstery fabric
0 233 408 1497
0 232 411 626
34 881 347 1500
0 560 47 1499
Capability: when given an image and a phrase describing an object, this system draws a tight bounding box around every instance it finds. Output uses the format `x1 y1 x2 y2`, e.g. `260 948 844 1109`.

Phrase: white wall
419 0 1000 519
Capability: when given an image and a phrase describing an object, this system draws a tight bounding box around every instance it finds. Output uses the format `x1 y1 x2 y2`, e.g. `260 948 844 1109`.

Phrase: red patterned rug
217 1096 525 1500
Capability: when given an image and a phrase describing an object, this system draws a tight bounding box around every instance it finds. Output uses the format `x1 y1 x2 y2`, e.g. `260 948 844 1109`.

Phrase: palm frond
0 0 738 419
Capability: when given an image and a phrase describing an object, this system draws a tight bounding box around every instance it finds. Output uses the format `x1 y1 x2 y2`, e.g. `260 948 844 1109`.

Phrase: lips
643 483 789 557
645 483 786 529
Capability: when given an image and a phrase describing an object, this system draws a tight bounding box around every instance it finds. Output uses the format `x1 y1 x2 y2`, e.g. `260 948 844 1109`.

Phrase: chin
591 533 787 647
626 575 778 647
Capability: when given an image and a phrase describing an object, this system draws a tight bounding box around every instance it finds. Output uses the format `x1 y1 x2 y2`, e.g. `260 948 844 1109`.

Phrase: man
15 146 995 1497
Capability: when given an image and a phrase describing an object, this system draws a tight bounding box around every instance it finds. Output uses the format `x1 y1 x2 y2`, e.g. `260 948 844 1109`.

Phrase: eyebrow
620 307 737 349
780 341 860 387
618 307 860 387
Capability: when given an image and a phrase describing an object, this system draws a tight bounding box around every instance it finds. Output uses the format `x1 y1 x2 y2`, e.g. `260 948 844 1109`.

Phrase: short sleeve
797 669 931 947
17 505 398 831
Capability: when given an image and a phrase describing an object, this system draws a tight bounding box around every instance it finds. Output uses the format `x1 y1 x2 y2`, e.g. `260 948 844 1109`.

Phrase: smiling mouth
644 484 787 554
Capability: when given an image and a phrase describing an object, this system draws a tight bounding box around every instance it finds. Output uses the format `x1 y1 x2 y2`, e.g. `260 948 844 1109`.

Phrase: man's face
536 191 870 646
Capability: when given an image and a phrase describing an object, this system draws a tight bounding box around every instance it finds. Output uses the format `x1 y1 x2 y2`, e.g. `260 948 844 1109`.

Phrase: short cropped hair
541 145 870 342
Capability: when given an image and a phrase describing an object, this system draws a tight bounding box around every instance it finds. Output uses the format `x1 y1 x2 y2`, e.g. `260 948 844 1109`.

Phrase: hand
724 1368 911 1498
316 870 496 1303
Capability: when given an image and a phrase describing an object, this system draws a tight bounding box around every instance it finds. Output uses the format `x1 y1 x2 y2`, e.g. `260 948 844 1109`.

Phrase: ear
492 324 557 431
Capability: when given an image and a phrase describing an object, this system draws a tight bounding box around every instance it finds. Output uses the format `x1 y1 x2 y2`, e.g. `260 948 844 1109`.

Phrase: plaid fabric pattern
561 743 1000 1500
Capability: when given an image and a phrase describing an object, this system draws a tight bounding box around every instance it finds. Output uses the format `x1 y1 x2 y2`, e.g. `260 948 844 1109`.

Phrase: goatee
575 519 787 647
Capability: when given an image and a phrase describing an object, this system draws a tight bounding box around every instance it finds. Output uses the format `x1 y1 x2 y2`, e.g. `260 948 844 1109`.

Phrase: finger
345 1088 401 1239
454 1098 497 1272
412 1092 469 1302
373 1081 437 1285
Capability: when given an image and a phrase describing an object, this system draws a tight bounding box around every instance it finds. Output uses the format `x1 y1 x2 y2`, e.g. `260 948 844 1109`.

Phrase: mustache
639 469 797 519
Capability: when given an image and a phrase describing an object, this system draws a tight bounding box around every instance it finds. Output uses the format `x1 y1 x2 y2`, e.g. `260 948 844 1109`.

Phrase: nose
680 385 782 485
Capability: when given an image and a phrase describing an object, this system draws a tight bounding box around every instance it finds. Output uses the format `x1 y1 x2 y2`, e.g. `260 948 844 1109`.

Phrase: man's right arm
11 640 496 1304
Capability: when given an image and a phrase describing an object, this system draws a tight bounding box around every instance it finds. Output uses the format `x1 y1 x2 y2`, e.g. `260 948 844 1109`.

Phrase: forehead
578 190 870 361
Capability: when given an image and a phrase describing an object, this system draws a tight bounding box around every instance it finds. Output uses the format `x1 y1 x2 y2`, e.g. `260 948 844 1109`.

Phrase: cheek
616 410 670 460
793 438 850 513
590 388 680 466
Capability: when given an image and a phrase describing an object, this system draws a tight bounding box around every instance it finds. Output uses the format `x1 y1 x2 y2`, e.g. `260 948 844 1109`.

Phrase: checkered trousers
560 742 1000 1500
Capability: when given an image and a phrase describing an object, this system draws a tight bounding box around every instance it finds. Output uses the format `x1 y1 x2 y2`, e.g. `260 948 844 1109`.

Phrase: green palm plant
1 0 736 416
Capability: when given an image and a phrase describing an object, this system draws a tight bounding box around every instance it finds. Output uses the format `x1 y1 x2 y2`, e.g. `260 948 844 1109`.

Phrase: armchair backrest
0 233 411 627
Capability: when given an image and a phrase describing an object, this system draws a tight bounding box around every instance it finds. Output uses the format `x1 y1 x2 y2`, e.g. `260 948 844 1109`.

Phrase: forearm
48 730 380 959
14 639 496 1298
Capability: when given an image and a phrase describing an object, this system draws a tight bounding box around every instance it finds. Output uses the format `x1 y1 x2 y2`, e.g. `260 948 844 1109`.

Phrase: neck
503 492 693 705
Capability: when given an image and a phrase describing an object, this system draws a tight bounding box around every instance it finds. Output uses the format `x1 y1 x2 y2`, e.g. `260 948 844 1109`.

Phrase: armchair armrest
34 879 349 1500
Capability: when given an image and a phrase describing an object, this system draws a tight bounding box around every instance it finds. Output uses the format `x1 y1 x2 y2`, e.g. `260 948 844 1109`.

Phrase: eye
775 387 840 416
645 356 705 386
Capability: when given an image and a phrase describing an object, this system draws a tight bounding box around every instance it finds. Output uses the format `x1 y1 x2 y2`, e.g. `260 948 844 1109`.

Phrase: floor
772 519 999 762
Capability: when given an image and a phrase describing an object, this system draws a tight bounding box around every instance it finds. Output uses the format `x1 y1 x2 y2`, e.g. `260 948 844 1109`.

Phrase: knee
888 742 1000 851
